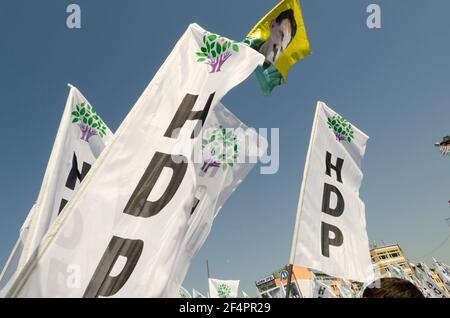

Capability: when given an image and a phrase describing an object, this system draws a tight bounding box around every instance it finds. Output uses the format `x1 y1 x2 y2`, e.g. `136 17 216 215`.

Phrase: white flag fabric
18 85 113 270
179 286 192 298
0 205 35 292
434 260 450 292
208 279 240 298
292 101 373 283
1 86 112 296
313 281 337 298
193 289 207 298
163 102 267 296
336 283 354 298
386 264 414 284
7 23 263 298
415 264 447 298
242 291 250 298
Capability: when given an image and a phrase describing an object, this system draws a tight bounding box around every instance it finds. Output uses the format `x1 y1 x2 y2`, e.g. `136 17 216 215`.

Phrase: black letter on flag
65 153 92 190
322 183 345 217
84 236 144 298
164 93 215 139
123 152 188 218
321 222 344 258
59 153 92 214
325 151 344 183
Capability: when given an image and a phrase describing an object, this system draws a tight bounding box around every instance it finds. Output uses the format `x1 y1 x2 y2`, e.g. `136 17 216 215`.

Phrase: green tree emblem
327 115 354 143
71 103 107 142
217 283 232 298
179 289 188 298
196 33 240 73
201 127 238 173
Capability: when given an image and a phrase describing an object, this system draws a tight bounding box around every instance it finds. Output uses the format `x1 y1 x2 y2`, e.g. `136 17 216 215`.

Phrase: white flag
336 283 354 298
162 102 267 296
209 279 240 298
434 260 450 292
179 286 192 298
193 289 207 298
1 85 112 296
7 23 263 298
415 264 447 298
242 291 250 298
18 85 113 269
386 264 414 284
0 205 35 292
291 101 373 283
313 281 337 298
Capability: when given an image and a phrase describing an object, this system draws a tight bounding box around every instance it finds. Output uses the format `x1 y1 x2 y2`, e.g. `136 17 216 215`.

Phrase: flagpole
286 102 322 298
206 259 211 279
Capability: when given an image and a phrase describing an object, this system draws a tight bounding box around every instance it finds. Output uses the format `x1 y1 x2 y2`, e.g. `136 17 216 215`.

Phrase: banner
291 101 373 283
7 23 263 298
244 0 311 94
208 279 240 298
162 102 267 296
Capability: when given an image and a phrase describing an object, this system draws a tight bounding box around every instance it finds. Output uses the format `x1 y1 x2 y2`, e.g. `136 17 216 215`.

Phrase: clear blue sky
1 0 449 296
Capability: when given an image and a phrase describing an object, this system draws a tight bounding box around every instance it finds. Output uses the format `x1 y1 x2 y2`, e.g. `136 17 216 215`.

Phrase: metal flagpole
285 103 322 298
206 259 211 279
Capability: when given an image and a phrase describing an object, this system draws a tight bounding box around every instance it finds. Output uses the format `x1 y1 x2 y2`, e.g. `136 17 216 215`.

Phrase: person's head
362 277 424 298
261 9 297 64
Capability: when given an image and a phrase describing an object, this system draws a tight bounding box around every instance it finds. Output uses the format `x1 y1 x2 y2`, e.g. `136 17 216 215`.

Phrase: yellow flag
244 0 311 94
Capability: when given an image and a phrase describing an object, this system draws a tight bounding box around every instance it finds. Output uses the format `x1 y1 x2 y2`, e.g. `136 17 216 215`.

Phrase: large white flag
7 24 263 298
291 101 373 283
1 85 112 294
163 102 267 296
336 283 354 298
208 279 240 298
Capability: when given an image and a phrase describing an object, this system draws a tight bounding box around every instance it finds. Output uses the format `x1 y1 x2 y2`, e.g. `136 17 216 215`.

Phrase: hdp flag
291 102 373 283
244 0 311 94
0 85 112 295
6 24 263 298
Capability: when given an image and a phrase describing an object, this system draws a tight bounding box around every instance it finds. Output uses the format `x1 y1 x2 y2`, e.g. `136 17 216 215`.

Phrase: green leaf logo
71 102 107 142
217 283 232 298
327 115 354 143
196 33 240 73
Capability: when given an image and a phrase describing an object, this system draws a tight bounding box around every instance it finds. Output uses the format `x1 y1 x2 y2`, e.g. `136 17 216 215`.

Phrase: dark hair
275 9 297 42
362 278 424 298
